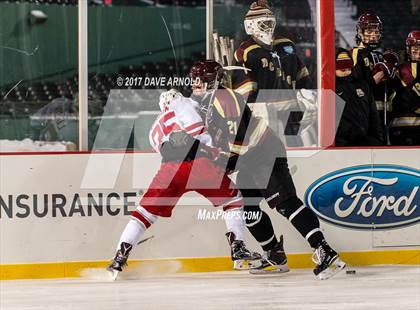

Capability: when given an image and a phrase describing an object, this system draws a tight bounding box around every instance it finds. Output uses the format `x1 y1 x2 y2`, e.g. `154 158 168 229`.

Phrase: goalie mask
356 13 383 49
158 89 182 112
190 60 224 98
244 1 276 46
406 30 420 62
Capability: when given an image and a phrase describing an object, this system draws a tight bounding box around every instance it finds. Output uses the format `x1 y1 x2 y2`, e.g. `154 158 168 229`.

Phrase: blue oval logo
304 165 420 230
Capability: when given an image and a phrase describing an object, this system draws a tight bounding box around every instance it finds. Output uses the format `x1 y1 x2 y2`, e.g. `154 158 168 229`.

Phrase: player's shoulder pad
169 97 183 110
170 96 195 113
350 47 365 66
213 88 242 118
234 38 261 63
273 36 296 54
399 62 416 87
273 36 295 46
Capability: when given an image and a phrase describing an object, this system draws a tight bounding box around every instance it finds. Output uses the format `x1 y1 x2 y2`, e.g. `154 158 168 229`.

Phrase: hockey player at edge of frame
107 89 261 280
189 59 346 280
390 30 420 145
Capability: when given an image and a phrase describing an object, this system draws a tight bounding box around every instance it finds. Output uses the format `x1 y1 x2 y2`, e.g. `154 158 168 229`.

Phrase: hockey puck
346 270 356 274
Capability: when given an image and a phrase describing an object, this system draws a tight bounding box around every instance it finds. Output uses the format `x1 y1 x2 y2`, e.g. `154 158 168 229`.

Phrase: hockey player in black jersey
351 13 386 86
390 30 420 145
350 13 400 135
335 49 384 146
230 1 312 147
190 60 346 280
231 1 311 102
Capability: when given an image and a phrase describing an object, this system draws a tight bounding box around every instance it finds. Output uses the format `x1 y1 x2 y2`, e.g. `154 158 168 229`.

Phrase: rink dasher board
0 148 419 280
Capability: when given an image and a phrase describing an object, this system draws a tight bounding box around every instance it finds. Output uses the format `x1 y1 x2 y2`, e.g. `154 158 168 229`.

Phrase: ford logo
304 165 420 230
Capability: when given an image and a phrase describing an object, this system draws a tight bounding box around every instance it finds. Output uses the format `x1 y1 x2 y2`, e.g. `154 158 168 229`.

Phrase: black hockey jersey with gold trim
350 47 398 118
231 37 311 103
390 61 420 145
204 87 268 156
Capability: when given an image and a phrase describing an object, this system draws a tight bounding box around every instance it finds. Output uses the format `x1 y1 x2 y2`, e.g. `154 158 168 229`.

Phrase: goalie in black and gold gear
231 0 311 103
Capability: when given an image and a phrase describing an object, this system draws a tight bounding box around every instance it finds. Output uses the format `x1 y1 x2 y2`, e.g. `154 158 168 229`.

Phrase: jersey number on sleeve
227 120 238 135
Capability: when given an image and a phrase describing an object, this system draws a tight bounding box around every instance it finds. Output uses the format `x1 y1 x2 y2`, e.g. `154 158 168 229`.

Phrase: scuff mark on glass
105 45 114 62
160 15 178 76
118 9 123 23
0 45 39 56
3 80 23 100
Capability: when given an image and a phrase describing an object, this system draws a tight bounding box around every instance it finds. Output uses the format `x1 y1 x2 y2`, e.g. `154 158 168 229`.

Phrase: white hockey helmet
158 89 182 112
244 1 276 46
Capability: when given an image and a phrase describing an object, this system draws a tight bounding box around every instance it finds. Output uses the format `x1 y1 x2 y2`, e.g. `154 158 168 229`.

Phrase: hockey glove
168 130 194 147
373 62 396 80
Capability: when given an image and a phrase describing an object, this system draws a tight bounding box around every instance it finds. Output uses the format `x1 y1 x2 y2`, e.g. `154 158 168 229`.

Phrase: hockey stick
213 32 222 65
137 235 154 245
229 38 235 66
220 36 229 66
383 82 389 145
223 65 252 72
203 65 253 127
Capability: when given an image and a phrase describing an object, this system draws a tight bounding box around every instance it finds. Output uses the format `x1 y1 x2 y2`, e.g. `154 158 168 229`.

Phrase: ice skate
312 240 346 280
249 235 289 274
226 232 261 270
107 242 133 280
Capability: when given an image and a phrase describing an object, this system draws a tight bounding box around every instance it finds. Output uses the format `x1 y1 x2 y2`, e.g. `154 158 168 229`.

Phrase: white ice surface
1 266 419 310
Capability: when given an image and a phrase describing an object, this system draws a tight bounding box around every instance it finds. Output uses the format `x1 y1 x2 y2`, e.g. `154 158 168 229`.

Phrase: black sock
245 205 278 251
277 201 325 249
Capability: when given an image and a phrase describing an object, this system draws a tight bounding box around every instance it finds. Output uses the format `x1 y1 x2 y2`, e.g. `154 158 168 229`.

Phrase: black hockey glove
160 131 199 162
168 130 194 147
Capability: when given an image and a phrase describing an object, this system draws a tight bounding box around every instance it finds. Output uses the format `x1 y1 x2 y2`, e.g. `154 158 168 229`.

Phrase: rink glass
0 1 79 152
88 2 206 151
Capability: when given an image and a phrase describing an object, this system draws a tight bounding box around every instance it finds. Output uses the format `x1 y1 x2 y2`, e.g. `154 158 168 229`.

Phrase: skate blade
317 258 346 280
233 259 262 270
233 259 249 270
106 268 120 281
249 264 290 275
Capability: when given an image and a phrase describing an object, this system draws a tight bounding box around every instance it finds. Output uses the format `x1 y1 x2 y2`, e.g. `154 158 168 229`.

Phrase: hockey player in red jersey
390 30 420 145
190 60 346 280
107 89 259 279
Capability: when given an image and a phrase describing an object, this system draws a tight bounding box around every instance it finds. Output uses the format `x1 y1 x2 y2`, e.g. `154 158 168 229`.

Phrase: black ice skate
312 240 346 280
107 242 133 280
226 232 261 270
249 235 289 274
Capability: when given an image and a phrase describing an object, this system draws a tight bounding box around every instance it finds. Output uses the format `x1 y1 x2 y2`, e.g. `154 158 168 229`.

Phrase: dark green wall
0 3 78 86
0 3 206 87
